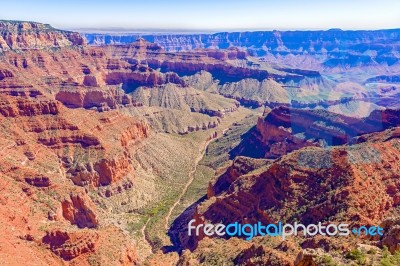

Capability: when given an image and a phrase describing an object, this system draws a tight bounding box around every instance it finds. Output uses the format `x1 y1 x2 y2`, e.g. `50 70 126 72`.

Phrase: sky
0 0 399 32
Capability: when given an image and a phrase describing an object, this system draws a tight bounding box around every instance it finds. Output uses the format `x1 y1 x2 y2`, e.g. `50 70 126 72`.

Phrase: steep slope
131 83 239 117
219 78 290 106
182 70 219 93
326 100 383 118
0 90 146 264
170 127 400 265
0 21 154 265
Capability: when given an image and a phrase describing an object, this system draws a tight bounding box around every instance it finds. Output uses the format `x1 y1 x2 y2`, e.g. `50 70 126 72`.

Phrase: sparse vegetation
321 254 338 266
200 252 230 266
380 247 400 266
345 248 367 265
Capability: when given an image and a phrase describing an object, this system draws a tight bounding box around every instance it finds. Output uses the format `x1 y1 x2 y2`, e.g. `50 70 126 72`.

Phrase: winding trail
164 127 231 231
137 136 214 258
164 136 214 230
137 134 214 256
139 217 152 255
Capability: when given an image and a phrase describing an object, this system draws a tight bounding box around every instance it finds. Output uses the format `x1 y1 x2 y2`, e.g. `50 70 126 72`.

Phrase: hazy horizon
1 0 399 31
71 27 400 35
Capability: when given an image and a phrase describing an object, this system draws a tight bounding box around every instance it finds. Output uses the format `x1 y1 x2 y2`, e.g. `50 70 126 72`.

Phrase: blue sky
1 0 399 31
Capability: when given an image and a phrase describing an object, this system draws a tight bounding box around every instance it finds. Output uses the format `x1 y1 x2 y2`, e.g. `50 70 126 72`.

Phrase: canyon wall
84 29 400 73
0 20 85 51
84 29 400 57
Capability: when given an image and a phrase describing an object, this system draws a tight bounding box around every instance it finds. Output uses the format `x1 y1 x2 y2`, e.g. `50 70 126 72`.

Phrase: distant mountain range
83 28 400 54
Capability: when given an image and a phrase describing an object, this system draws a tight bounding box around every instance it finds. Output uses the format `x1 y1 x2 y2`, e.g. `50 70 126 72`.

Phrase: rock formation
170 126 400 264
231 106 400 159
131 83 239 118
0 20 85 51
84 29 400 74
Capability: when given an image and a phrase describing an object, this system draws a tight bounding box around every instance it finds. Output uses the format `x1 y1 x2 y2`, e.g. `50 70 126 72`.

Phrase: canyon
1 20 400 265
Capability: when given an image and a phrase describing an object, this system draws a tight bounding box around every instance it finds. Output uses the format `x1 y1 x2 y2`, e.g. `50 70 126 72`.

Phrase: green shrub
382 246 390 258
345 248 367 265
380 248 400 266
367 248 377 255
321 254 337 266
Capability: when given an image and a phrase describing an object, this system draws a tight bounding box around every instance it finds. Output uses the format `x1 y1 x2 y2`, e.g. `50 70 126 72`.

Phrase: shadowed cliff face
230 107 400 159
